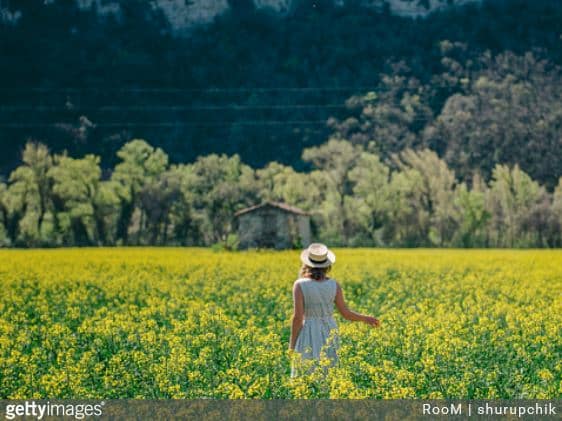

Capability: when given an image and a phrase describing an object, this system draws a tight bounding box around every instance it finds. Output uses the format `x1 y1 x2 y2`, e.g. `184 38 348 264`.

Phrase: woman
289 243 380 377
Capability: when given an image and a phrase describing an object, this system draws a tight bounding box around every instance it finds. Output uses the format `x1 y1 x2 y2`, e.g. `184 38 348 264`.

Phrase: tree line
1 138 560 248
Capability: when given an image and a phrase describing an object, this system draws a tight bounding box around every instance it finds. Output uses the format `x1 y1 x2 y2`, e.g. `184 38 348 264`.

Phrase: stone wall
297 214 311 247
236 206 310 249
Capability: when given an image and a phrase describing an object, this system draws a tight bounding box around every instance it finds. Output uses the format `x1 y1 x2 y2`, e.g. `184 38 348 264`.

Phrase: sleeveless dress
291 277 340 377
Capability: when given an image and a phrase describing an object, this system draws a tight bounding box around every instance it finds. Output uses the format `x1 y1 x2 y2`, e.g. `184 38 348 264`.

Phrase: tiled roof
234 201 310 217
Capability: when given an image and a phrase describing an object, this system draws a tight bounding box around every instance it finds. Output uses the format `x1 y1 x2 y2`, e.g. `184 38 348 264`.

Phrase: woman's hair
299 264 331 281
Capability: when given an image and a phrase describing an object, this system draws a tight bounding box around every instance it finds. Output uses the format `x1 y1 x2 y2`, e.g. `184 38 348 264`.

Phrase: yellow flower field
0 248 560 399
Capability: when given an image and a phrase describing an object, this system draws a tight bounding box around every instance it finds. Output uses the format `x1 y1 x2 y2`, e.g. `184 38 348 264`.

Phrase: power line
0 117 434 128
0 87 379 93
0 104 349 111
0 102 434 111
0 120 332 128
0 85 443 93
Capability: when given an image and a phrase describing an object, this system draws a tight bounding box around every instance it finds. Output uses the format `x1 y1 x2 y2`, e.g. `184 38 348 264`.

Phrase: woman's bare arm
334 282 380 327
289 282 305 350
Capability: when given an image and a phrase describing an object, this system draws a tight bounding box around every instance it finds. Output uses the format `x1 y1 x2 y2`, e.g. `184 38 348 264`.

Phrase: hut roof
234 201 309 217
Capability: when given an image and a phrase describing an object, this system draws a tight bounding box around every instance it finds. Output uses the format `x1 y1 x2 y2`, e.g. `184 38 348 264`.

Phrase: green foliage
226 233 240 251
3 0 562 249
111 139 169 244
452 178 491 247
48 154 100 244
6 142 54 246
0 139 561 248
0 182 10 247
346 151 391 245
302 139 364 245
190 153 259 245
3 1 562 184
211 234 240 252
488 164 549 247
426 51 562 189
551 178 562 247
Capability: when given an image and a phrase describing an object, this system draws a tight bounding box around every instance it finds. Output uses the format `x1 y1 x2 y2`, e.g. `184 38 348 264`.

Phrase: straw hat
300 243 336 268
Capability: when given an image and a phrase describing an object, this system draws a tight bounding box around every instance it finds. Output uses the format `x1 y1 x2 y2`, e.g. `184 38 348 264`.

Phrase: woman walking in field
289 243 380 377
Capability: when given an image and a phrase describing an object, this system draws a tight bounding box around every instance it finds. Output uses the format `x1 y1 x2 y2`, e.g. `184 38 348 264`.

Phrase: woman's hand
363 315 380 327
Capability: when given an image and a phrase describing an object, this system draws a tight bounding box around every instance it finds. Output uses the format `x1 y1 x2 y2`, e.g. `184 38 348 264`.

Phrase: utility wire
0 102 433 111
0 121 331 128
0 104 350 111
0 87 384 93
0 85 446 93
0 117 434 128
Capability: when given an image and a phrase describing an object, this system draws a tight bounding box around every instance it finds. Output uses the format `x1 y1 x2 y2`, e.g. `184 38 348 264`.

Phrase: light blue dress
291 277 340 377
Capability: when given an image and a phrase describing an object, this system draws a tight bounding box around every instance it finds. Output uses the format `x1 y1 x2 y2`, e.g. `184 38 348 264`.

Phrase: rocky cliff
2 0 481 31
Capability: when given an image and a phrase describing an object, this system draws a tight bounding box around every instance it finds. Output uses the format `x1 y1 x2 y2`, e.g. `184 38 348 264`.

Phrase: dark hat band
309 255 328 263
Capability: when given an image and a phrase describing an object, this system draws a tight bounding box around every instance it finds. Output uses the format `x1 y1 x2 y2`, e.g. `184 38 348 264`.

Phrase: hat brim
300 249 336 268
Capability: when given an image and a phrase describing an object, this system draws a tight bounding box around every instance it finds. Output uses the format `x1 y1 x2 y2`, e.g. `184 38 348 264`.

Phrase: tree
165 164 203 246
111 139 169 244
386 166 428 246
329 63 433 161
347 151 392 245
546 177 562 247
92 180 121 245
255 162 294 202
0 181 9 246
452 173 491 247
255 161 324 211
48 154 119 245
427 51 562 189
138 170 182 245
277 170 327 213
1 178 25 245
190 154 258 246
6 142 54 246
488 164 548 247
390 148 458 246
302 138 364 244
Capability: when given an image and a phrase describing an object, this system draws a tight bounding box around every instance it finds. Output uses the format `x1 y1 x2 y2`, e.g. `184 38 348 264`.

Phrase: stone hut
234 201 311 249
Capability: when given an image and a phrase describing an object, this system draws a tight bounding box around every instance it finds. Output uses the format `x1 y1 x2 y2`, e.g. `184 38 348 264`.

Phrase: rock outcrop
2 0 481 32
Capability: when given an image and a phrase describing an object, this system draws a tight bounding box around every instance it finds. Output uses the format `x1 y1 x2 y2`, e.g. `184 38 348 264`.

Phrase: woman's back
296 277 337 320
